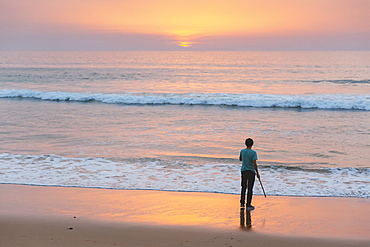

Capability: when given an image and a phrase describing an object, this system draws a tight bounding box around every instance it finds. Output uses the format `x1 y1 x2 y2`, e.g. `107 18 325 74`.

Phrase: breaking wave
0 153 369 198
1 89 370 111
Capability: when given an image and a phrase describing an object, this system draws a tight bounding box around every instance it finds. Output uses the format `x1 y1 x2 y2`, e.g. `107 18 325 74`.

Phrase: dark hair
245 138 254 147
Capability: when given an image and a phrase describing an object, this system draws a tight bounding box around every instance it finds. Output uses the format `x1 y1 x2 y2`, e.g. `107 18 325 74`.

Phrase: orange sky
1 0 369 50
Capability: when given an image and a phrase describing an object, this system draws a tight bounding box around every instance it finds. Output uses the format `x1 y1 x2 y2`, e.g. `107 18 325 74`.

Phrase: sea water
0 51 369 198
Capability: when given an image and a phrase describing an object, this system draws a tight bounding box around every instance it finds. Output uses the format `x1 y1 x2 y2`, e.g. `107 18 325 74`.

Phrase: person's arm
239 153 242 161
253 160 260 179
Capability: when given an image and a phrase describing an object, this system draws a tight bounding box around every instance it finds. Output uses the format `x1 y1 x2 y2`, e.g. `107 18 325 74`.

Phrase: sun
168 30 200 47
178 41 194 47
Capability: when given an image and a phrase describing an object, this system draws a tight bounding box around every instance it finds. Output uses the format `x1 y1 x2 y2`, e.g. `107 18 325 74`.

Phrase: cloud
0 28 179 51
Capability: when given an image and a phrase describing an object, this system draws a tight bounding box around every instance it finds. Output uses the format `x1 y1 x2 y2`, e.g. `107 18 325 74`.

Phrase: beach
1 184 369 247
1 51 369 246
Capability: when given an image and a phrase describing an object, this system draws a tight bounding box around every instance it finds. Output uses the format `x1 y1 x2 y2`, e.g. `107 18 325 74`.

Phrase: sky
1 0 369 51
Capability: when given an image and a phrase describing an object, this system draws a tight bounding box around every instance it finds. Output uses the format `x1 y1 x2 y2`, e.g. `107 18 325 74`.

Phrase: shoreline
1 184 369 246
3 182 369 198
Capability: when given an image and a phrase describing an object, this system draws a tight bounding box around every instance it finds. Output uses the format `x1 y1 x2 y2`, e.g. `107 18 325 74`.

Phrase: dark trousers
240 170 255 206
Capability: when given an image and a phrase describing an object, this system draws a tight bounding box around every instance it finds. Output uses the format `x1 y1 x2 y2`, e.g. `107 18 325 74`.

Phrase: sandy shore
0 184 369 247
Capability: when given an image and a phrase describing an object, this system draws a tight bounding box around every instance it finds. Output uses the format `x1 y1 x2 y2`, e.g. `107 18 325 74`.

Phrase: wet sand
0 184 369 246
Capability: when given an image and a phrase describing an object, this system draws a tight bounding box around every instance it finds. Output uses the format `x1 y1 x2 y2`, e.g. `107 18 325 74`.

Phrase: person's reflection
240 208 252 229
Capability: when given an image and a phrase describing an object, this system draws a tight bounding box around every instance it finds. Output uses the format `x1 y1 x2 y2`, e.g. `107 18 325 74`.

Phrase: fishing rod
258 177 267 198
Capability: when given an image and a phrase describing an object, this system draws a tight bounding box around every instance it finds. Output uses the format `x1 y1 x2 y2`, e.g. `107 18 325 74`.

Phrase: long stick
258 177 267 198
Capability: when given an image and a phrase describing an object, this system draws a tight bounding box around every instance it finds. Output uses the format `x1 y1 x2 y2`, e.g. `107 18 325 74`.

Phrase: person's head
245 138 254 148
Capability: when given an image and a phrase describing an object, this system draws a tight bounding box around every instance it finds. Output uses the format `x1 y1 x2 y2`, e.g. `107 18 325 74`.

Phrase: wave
313 79 370 84
1 89 370 111
0 153 369 198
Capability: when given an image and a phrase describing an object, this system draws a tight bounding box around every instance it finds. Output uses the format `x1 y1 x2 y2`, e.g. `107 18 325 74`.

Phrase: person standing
239 138 260 210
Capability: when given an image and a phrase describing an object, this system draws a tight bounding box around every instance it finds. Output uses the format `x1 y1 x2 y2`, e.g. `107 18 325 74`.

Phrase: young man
239 138 260 210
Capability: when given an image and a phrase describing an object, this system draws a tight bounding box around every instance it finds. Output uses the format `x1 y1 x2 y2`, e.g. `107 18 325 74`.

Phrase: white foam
0 153 368 198
1 89 369 110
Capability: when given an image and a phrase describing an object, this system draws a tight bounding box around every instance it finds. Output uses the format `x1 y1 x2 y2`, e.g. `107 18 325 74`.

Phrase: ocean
0 51 369 198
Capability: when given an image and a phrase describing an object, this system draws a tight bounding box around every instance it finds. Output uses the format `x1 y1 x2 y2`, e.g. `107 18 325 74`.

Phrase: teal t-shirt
240 148 258 172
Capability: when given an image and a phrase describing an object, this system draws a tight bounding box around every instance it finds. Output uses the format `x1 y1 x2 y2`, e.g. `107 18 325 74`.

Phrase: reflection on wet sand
240 208 252 229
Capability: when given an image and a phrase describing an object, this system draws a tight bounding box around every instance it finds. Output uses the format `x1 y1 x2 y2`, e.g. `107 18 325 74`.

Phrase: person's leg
246 171 256 206
240 171 247 205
